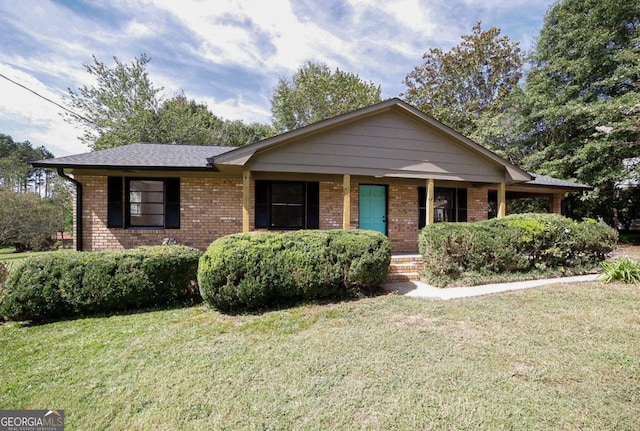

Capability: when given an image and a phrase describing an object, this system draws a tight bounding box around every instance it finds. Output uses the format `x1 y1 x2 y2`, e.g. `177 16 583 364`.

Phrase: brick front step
387 272 421 282
387 255 423 283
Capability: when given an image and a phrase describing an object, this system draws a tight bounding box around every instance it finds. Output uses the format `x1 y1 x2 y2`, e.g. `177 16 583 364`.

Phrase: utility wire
0 71 95 124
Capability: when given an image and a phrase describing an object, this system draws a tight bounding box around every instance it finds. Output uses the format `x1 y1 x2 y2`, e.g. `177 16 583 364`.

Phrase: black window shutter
306 182 320 229
255 181 269 228
165 178 180 229
418 186 426 229
457 188 468 222
107 177 124 228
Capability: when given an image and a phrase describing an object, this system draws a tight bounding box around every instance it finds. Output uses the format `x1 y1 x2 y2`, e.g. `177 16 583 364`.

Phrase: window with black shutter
107 176 180 229
107 176 124 228
255 180 320 230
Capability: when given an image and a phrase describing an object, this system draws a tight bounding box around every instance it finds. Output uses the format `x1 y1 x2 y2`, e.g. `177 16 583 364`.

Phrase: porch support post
549 193 563 214
242 170 251 233
343 174 351 230
497 182 506 218
426 178 435 225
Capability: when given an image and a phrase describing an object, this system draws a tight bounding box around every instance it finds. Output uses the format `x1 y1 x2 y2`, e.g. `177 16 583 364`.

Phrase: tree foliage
0 134 54 194
403 22 523 144
520 0 640 222
271 61 382 132
155 93 273 146
66 55 274 149
0 188 66 250
66 54 161 150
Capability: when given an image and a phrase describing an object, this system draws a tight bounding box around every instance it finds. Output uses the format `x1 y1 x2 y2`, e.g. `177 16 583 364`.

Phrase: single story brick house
34 98 589 253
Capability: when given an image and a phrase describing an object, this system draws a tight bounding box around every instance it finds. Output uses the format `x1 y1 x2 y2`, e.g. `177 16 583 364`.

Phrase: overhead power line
0 71 95 124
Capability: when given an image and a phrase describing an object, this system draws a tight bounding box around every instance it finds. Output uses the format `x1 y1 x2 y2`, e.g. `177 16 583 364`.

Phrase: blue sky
0 0 554 157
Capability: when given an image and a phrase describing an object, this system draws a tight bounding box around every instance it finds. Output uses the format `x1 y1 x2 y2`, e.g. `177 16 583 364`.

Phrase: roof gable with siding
244 109 508 183
215 98 531 184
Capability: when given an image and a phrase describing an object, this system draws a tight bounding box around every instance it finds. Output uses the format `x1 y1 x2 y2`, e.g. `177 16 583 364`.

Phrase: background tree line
0 134 72 250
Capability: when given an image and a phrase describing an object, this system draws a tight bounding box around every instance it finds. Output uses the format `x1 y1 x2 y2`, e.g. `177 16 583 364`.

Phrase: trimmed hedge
198 230 391 312
0 246 202 321
418 213 618 286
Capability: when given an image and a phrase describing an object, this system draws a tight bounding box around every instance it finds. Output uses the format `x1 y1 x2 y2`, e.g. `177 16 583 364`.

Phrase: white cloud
198 95 271 124
125 20 154 38
348 0 436 35
0 63 88 156
147 0 347 73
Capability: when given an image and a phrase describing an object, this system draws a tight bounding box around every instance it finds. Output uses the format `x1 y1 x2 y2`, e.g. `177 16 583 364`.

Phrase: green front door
359 185 387 234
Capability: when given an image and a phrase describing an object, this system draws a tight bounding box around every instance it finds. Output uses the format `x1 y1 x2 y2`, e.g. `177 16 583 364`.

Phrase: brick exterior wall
75 175 491 253
77 175 244 251
467 188 489 222
319 181 343 230
388 184 420 252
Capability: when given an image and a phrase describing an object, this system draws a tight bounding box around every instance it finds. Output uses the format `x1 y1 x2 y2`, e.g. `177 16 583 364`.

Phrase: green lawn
1 282 639 430
0 247 63 263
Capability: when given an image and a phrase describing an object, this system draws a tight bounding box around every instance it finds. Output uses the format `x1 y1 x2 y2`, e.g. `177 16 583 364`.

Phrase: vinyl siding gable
245 110 505 183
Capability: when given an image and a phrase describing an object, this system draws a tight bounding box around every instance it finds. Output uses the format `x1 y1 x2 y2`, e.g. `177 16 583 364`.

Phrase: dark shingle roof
32 143 592 193
32 143 234 170
524 173 591 190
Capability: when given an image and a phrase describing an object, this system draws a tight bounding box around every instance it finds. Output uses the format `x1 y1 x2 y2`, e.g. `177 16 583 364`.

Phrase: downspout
56 168 83 251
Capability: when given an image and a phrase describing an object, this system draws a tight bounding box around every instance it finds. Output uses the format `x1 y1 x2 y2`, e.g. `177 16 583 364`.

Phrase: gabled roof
212 98 531 182
31 99 591 192
32 143 234 171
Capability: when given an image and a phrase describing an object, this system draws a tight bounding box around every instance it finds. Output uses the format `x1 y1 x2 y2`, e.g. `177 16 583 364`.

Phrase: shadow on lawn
1 287 390 326
1 298 204 328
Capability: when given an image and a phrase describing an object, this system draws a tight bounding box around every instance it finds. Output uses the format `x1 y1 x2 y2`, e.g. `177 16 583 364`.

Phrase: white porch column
343 174 351 230
242 170 251 233
426 178 435 225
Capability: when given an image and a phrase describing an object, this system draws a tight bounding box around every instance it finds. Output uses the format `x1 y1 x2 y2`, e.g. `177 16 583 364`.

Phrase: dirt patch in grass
613 244 640 260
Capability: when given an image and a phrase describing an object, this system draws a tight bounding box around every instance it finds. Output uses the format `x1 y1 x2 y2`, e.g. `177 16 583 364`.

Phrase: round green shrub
418 213 617 286
0 246 202 321
198 229 391 312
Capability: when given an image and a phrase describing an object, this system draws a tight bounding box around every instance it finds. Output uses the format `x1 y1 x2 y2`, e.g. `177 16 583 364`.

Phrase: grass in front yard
0 247 62 263
1 283 639 430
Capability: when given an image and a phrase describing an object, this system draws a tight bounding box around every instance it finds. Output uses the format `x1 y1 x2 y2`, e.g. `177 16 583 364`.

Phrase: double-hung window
418 187 467 228
107 177 180 229
255 180 319 229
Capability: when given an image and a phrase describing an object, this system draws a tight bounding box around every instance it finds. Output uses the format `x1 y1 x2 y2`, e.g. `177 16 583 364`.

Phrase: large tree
156 93 273 146
66 55 273 149
156 93 226 145
271 61 382 132
520 0 640 222
403 21 523 151
66 54 161 150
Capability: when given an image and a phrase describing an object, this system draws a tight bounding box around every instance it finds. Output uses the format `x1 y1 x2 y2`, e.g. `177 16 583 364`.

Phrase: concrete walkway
385 274 600 300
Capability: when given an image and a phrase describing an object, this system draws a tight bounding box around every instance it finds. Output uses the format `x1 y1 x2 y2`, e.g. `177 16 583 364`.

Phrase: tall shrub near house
198 230 391 312
0 246 202 321
419 213 617 286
